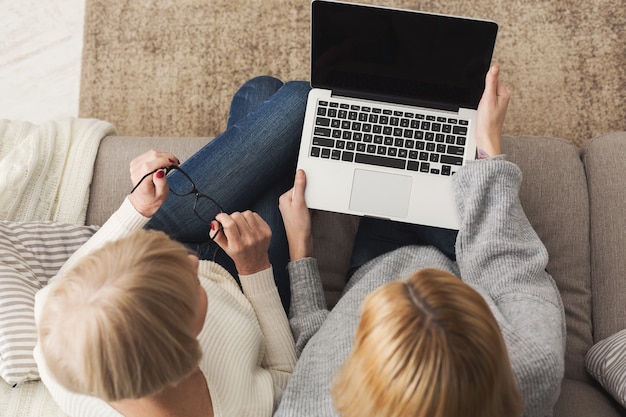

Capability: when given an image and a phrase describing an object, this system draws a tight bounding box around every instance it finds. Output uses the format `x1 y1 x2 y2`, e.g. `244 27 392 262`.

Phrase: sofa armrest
582 132 626 342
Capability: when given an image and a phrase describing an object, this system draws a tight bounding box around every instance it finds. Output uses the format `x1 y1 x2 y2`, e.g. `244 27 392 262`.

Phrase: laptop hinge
330 89 460 113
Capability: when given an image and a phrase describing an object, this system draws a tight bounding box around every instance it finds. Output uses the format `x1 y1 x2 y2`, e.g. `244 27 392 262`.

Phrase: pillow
585 328 626 407
0 221 98 385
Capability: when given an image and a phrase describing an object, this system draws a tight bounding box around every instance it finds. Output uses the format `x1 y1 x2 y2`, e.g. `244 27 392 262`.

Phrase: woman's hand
279 169 314 260
213 211 272 275
128 150 180 217
475 65 511 158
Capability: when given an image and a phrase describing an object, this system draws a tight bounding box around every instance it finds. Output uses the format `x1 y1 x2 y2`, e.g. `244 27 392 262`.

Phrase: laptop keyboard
310 99 470 176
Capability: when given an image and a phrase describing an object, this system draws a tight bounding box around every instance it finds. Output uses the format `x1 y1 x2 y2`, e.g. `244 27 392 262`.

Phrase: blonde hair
38 229 202 401
332 268 523 417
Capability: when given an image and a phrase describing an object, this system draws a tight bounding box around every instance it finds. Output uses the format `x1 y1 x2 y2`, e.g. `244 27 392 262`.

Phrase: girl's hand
128 150 180 217
475 66 511 158
213 211 272 275
279 169 314 260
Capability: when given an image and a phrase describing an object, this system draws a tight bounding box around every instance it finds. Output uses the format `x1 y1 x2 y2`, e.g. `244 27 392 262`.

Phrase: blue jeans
347 217 458 279
146 76 311 311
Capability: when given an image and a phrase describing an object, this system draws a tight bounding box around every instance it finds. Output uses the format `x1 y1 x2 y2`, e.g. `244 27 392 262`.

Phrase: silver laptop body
297 0 498 230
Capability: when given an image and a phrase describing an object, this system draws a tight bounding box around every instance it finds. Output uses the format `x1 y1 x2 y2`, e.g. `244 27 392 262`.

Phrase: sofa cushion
0 221 97 385
585 329 626 408
503 136 593 383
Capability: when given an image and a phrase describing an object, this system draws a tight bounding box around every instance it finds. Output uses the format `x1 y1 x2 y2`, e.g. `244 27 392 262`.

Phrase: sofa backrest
88 134 612 385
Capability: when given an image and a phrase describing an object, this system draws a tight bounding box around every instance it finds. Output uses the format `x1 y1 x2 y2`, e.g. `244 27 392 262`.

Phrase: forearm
287 258 329 356
239 267 297 373
454 157 565 337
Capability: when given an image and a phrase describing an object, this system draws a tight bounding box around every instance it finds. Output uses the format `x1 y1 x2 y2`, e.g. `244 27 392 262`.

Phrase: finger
482 65 499 100
153 168 169 194
212 213 236 248
292 169 307 203
237 211 271 240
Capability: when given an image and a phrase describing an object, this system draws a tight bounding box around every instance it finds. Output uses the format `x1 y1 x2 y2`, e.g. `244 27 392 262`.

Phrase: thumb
292 169 307 203
483 66 499 98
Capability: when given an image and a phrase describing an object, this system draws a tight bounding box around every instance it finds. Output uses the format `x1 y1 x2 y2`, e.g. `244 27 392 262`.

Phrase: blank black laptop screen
311 1 498 110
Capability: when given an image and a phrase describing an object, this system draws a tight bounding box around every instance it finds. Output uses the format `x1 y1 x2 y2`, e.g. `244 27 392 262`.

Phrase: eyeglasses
130 165 224 240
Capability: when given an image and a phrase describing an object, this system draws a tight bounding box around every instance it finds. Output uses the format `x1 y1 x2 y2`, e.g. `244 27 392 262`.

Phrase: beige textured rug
79 0 625 146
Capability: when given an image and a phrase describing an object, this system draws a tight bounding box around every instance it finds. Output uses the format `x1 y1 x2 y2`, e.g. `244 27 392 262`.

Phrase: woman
34 77 311 417
276 66 566 417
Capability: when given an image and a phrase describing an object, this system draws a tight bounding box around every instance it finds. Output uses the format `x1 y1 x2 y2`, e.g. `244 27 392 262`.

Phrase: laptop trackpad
349 169 412 219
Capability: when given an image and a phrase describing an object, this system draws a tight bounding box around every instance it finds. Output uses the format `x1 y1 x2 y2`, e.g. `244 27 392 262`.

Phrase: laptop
296 0 498 229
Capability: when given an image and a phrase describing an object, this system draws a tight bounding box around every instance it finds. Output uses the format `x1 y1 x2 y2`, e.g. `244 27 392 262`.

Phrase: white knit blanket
0 118 115 224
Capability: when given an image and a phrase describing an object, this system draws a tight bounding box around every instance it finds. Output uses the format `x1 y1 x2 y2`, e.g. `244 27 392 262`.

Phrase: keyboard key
316 117 330 126
440 155 463 165
314 127 331 137
312 137 335 147
453 125 468 135
311 147 320 157
355 153 406 169
447 145 465 155
342 151 354 162
407 161 419 171
442 165 452 176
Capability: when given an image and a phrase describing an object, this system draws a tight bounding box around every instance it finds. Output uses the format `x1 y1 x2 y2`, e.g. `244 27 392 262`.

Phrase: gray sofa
88 132 626 416
61 132 617 417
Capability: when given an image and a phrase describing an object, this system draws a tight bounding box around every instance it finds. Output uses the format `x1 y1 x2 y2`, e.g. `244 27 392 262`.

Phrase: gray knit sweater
275 158 566 417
